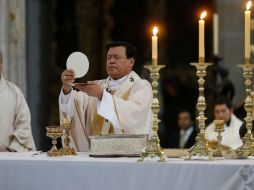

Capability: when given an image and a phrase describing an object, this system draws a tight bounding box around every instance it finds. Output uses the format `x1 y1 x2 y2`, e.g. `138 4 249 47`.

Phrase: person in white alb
205 98 243 150
59 41 153 151
0 50 36 152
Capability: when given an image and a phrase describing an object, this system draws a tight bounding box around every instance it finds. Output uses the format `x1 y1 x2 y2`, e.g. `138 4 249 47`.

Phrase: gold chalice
46 126 63 157
212 120 225 157
61 117 77 155
215 120 224 141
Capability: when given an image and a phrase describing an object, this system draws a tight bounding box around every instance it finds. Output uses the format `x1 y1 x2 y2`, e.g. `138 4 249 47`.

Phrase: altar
0 152 253 190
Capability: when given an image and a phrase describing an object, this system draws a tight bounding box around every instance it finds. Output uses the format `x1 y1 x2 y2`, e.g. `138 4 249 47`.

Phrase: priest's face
214 104 233 123
106 46 134 79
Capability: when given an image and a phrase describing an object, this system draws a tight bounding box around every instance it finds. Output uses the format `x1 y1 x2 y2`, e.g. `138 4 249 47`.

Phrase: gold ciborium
46 126 62 157
61 117 77 155
235 59 254 159
185 57 213 160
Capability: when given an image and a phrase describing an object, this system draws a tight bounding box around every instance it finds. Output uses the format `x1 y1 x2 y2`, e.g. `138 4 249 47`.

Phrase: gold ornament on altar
61 117 77 156
212 120 225 157
138 26 165 162
234 1 254 159
46 126 62 157
234 58 254 159
185 59 213 160
206 120 231 158
185 11 214 160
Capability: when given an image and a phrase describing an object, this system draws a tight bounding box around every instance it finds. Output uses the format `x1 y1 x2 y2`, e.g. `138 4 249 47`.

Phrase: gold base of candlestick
138 64 165 162
185 61 214 160
185 133 213 160
61 147 77 156
234 60 254 159
138 136 165 162
234 134 253 159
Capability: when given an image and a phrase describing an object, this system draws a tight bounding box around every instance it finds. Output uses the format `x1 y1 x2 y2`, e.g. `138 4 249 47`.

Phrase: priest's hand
0 146 8 152
61 69 75 95
74 81 103 99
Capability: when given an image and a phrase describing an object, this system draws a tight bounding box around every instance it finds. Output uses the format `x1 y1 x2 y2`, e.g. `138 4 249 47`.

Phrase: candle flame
153 27 158 36
200 11 207 20
246 1 252 10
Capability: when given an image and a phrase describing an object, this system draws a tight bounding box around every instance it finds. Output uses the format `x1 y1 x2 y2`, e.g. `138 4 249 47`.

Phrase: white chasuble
0 77 36 151
205 114 243 150
59 71 153 152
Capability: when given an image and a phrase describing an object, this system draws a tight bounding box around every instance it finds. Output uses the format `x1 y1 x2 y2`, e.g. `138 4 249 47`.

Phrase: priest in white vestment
0 51 36 152
205 98 243 150
59 41 153 151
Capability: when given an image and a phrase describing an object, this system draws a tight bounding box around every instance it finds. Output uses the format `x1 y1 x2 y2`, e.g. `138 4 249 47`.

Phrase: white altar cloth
0 152 254 190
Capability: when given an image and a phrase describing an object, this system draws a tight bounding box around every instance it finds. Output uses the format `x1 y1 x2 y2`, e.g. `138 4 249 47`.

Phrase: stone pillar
26 0 52 150
0 0 9 74
216 0 245 105
101 0 114 72
75 0 105 80
0 0 27 97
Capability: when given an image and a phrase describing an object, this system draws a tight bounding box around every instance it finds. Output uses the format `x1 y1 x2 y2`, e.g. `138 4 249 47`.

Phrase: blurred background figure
163 111 197 149
0 51 35 152
205 98 243 150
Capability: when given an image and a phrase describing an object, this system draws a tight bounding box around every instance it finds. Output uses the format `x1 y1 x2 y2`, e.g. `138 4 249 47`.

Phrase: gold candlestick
61 117 77 156
234 58 254 159
138 60 165 162
46 126 63 157
212 120 225 157
185 57 213 160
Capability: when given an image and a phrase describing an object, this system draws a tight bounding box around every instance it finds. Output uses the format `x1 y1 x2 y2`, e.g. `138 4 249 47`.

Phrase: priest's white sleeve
97 80 153 135
59 88 74 117
97 90 122 130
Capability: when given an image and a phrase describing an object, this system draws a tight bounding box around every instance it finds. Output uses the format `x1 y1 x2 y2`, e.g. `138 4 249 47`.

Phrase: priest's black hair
106 41 137 60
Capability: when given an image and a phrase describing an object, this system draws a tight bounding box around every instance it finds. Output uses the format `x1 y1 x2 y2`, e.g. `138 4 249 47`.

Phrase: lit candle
245 1 252 59
152 26 158 65
213 14 219 55
199 11 207 58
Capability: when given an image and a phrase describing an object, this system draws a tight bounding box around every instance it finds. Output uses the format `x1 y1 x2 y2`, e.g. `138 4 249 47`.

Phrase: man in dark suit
166 111 197 148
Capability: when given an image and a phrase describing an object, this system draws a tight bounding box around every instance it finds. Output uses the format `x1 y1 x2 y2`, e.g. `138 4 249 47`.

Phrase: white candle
213 14 219 55
245 1 252 59
199 11 207 58
152 26 158 65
